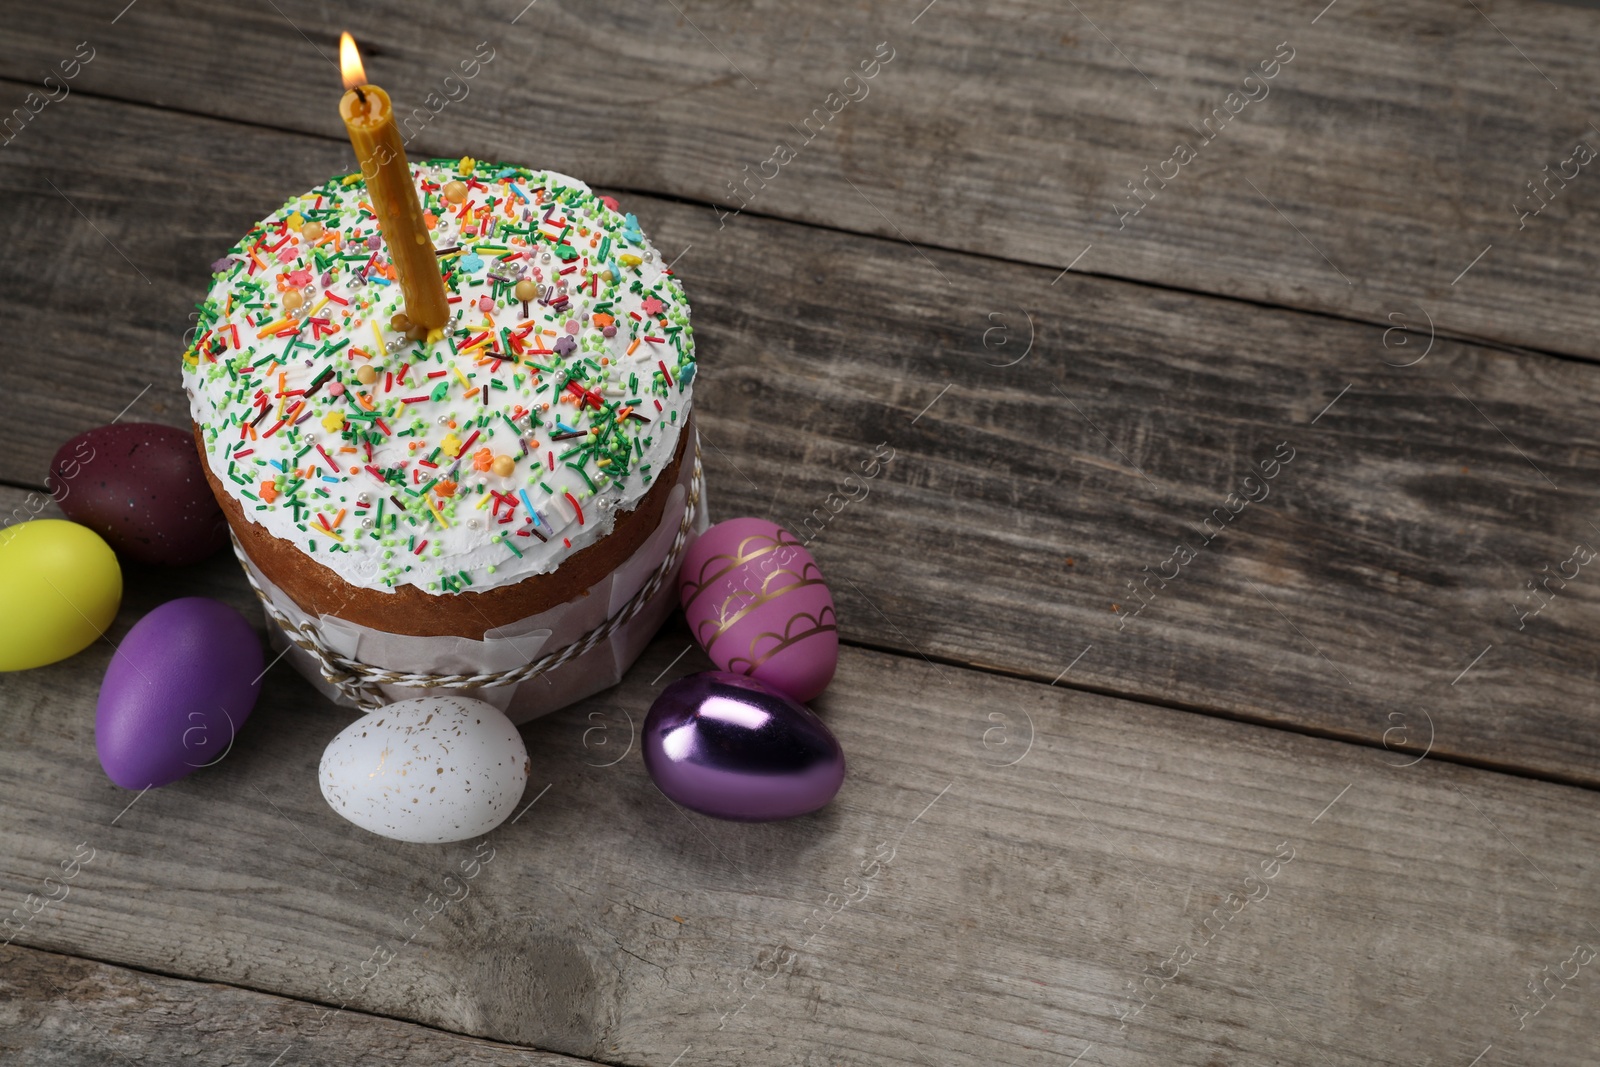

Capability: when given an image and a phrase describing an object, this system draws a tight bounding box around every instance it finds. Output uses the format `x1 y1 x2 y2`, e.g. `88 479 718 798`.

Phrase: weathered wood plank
0 943 608 1067
3 480 1600 1064
5 95 1600 784
2 1 1599 360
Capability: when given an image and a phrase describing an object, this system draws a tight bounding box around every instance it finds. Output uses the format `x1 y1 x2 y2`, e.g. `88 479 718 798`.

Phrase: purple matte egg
642 671 845 821
96 597 264 789
678 518 838 702
50 423 228 566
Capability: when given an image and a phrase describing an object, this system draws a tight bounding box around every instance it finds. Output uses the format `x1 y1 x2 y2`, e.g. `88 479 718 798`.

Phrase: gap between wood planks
841 632 1600 796
5 455 1589 799
5 72 1600 376
2 941 616 1067
0 475 49 494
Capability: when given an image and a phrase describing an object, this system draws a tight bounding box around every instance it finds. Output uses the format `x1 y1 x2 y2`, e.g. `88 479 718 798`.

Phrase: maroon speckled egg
49 423 227 567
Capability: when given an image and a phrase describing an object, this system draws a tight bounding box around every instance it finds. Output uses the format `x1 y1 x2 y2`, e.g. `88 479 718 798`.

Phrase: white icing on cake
182 159 695 595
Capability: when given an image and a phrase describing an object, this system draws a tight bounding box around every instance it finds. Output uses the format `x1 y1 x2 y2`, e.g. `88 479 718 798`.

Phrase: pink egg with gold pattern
678 518 837 702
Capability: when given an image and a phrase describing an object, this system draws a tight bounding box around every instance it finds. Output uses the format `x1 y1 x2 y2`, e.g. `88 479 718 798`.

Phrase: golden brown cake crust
199 417 691 639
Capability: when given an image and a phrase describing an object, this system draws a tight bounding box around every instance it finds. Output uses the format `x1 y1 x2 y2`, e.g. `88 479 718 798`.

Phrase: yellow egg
0 520 122 671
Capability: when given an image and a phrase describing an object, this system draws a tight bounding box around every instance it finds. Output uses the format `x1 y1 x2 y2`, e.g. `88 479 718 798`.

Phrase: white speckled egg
318 696 530 844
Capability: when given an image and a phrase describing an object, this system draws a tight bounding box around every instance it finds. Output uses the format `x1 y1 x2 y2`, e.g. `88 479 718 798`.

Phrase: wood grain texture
5 97 1600 784
3 481 1600 1064
0 943 607 1067
2 1 1599 360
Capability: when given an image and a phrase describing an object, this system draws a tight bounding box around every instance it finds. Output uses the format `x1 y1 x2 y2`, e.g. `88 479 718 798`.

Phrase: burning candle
338 32 449 335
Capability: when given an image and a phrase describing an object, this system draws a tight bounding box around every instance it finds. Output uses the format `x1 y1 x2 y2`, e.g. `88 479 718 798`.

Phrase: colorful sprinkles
182 159 695 594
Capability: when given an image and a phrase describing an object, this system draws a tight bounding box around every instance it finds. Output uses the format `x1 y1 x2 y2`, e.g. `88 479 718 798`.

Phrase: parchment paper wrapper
241 436 707 724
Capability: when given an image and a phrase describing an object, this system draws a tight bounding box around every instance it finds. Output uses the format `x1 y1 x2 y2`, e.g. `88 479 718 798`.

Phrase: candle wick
353 85 367 105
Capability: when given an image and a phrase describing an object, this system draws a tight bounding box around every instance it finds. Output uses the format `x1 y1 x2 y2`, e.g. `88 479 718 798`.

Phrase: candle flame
339 32 367 90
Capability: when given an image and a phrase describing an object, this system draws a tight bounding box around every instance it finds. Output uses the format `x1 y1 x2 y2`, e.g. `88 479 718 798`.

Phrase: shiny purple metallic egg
642 671 845 821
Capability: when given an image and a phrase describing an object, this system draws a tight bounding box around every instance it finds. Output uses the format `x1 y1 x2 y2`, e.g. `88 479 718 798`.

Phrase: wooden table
4 2 1600 1063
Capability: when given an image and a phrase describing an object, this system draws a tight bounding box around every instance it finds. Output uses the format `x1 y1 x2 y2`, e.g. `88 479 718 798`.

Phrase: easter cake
181 158 701 715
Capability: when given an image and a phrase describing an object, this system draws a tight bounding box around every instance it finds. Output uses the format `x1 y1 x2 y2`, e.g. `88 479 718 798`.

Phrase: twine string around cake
231 447 702 710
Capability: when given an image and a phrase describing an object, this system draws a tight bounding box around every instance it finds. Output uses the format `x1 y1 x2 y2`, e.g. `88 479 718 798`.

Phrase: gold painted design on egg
680 530 806 612
695 568 830 652
727 607 839 673
700 560 824 628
